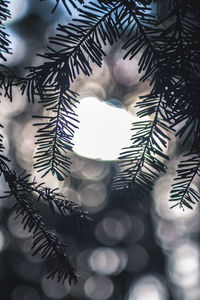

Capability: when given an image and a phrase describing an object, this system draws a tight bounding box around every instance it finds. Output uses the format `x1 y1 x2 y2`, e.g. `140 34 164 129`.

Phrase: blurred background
0 1 200 299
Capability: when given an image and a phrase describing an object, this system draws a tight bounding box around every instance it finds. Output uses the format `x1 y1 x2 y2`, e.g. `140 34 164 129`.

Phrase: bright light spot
84 275 114 300
95 215 131 245
155 220 181 251
6 0 29 23
31 166 68 190
85 62 111 88
89 247 120 275
89 247 128 276
113 56 141 86
127 275 168 300
69 153 85 177
42 277 70 299
14 120 35 171
78 182 107 213
95 218 122 245
183 286 200 300
168 240 200 288
81 160 110 181
3 29 26 66
62 187 80 203
73 97 133 161
78 81 106 100
153 175 197 221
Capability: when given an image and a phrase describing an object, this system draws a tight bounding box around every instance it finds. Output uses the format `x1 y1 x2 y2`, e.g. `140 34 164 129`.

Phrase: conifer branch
170 153 200 209
29 1 126 87
0 0 200 287
112 94 170 191
113 0 200 199
33 87 79 180
0 0 11 61
113 1 173 192
0 164 78 284
165 1 200 210
33 182 91 223
0 126 89 284
0 124 10 169
27 1 128 179
168 0 200 149
122 0 161 83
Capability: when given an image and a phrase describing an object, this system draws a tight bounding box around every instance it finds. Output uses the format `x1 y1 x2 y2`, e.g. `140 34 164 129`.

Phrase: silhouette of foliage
24 1 128 180
0 0 200 285
170 153 200 210
0 0 11 61
0 125 90 284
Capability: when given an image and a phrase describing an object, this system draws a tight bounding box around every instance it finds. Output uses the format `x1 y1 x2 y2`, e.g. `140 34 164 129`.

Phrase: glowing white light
153 174 197 221
73 97 133 161
168 240 200 288
84 275 113 300
3 29 26 66
79 182 107 207
127 275 168 300
89 247 120 275
113 57 141 86
6 0 29 23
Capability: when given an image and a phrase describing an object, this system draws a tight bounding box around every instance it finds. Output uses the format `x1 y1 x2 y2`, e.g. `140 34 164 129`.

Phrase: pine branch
33 180 91 224
121 0 177 91
0 65 35 105
5 171 91 224
0 65 17 100
138 0 200 149
30 1 126 87
111 1 174 191
0 166 79 284
168 0 200 149
0 124 10 171
8 173 78 284
0 0 11 61
1 1 129 181
0 166 78 284
122 0 199 124
0 127 90 284
0 66 73 181
33 88 79 180
122 0 162 82
170 153 200 209
112 0 200 197
26 1 128 179
112 94 170 191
